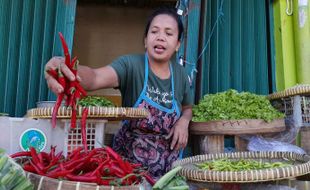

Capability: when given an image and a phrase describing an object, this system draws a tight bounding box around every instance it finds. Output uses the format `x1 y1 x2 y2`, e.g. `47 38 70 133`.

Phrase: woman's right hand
44 56 76 94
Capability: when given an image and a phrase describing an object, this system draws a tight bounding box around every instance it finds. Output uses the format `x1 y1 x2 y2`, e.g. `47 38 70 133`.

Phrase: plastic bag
0 149 33 190
245 118 306 154
247 136 306 154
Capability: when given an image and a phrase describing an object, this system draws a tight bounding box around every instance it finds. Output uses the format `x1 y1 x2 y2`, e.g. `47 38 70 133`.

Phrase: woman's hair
144 7 184 41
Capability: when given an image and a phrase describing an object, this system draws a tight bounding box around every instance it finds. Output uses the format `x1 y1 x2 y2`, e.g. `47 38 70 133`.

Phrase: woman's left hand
166 106 192 151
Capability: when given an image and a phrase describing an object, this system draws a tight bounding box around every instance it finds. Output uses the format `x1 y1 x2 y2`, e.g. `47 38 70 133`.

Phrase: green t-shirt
110 54 193 110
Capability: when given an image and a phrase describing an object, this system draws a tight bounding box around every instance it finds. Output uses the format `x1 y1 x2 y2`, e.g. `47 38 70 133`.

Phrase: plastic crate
62 119 105 156
0 116 106 156
271 95 310 127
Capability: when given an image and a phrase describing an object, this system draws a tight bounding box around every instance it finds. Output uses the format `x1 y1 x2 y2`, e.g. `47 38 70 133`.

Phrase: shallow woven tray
268 84 310 100
172 151 310 183
25 172 147 190
26 106 149 120
13 157 148 190
190 119 285 135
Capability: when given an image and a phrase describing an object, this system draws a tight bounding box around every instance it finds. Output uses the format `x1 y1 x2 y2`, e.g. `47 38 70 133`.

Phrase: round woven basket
172 151 310 183
25 172 147 190
268 84 310 100
26 106 149 120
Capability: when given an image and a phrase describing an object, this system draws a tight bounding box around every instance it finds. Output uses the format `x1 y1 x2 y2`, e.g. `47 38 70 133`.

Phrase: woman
45 7 192 179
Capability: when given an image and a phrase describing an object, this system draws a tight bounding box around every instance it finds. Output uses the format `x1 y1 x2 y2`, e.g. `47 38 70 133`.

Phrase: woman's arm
45 57 119 94
78 65 119 91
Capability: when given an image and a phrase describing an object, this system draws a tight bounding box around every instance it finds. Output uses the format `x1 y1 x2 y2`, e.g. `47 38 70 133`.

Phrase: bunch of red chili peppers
11 146 155 186
20 32 156 186
46 32 88 151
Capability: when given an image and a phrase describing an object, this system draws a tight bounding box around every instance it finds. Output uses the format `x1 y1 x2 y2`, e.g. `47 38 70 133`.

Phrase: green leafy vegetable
77 96 115 107
192 89 284 122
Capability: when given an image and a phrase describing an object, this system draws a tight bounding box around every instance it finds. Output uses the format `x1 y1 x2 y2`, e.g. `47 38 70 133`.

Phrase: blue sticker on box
19 128 47 152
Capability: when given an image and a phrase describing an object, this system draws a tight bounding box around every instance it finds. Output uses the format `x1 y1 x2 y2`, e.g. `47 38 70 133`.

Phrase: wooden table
190 119 286 154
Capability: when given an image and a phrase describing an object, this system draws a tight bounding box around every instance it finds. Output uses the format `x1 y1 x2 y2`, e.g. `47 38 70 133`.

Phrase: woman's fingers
44 56 77 94
171 130 188 151
58 58 75 81
175 133 188 150
165 127 174 140
45 57 75 80
46 75 63 94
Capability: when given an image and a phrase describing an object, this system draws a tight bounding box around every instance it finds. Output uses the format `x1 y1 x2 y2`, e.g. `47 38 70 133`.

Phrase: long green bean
195 158 291 171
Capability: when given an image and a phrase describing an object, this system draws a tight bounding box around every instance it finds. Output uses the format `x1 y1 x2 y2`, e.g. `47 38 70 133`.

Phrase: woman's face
144 14 180 64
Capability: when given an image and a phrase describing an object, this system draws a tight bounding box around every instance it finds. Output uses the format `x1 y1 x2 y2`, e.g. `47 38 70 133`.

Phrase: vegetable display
11 146 154 186
0 149 33 190
192 89 285 122
195 158 291 172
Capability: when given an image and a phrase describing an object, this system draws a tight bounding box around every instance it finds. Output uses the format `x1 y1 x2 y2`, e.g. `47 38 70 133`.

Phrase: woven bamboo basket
172 151 310 183
25 172 148 190
26 106 149 120
14 157 149 190
268 84 310 100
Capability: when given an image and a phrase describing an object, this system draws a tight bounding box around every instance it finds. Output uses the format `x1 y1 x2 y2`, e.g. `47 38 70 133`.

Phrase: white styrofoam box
0 117 52 155
0 116 106 156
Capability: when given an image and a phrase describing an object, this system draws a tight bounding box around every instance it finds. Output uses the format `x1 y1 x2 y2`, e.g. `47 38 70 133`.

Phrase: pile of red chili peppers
11 146 155 186
46 32 88 151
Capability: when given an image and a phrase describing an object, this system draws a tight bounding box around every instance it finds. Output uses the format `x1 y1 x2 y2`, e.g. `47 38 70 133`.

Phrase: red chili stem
81 108 88 152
